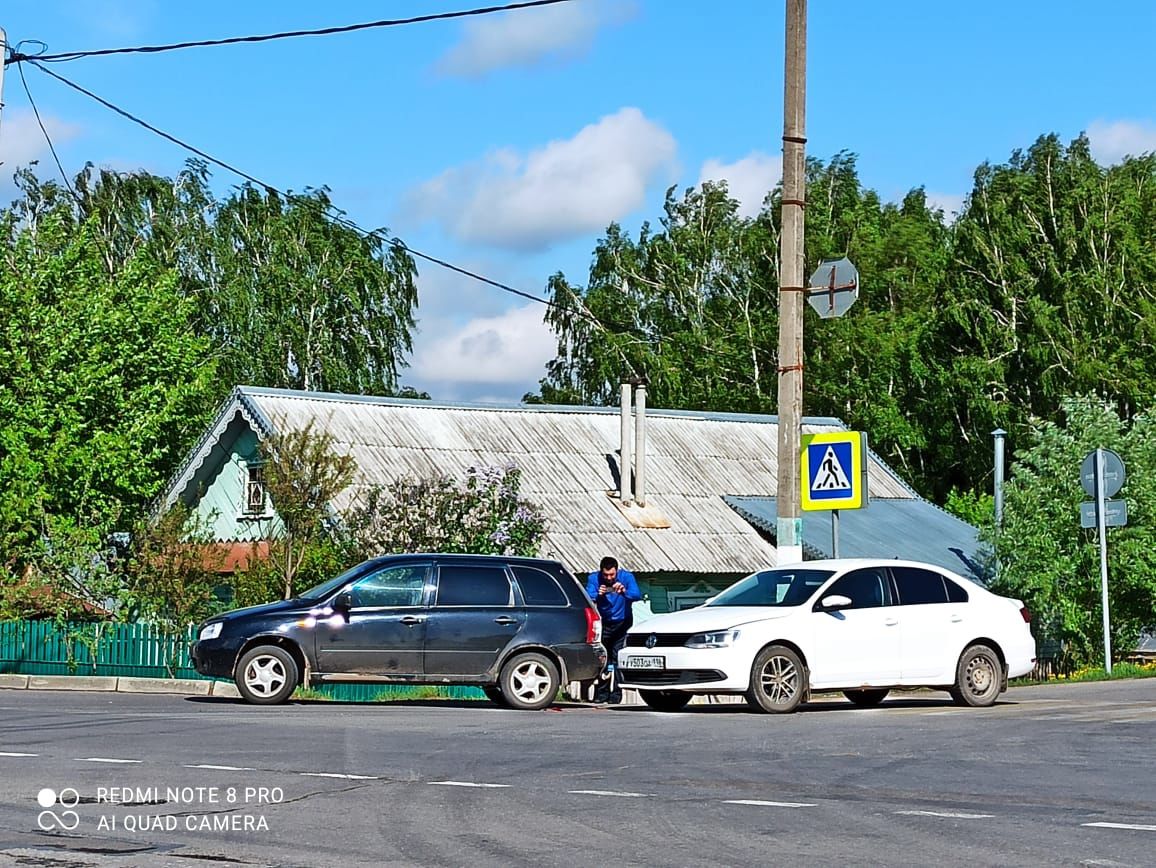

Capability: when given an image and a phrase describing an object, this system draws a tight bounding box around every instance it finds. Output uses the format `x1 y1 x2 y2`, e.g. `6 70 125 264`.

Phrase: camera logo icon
37 788 80 831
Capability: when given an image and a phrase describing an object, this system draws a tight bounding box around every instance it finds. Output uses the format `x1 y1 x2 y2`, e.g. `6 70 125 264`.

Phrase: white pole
831 509 839 558
619 382 632 504
1095 447 1112 673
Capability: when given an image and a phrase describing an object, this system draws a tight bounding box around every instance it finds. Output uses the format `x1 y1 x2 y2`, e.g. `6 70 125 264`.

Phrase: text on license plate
624 655 664 669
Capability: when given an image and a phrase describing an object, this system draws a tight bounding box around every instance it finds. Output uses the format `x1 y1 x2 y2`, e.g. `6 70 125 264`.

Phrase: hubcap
966 655 995 695
759 655 799 704
509 661 552 703
245 655 287 698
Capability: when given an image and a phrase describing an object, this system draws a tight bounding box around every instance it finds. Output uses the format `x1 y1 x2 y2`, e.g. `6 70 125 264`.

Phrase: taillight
1020 606 1031 624
585 608 602 644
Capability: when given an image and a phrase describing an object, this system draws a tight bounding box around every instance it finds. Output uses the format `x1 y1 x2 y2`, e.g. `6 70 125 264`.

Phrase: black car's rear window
435 565 512 607
512 566 568 606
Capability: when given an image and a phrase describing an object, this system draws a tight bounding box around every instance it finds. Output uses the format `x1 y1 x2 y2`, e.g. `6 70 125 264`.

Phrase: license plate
623 655 664 670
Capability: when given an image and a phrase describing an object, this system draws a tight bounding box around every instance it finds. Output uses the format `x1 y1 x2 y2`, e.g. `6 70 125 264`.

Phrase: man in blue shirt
586 556 642 704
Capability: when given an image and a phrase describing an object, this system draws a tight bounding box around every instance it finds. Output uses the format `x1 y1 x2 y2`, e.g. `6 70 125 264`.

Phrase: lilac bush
347 463 546 557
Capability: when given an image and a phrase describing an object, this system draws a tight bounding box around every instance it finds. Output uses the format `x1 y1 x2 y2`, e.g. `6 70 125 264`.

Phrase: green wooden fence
0 620 483 702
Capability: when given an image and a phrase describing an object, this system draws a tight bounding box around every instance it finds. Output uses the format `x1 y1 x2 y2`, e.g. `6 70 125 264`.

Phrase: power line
14 59 78 201
12 58 641 380
5 0 574 65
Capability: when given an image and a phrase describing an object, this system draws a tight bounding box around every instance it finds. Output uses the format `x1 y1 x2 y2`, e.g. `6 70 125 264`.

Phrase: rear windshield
706 568 835 608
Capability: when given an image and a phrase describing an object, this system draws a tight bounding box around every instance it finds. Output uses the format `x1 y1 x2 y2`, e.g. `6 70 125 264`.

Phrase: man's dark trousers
595 619 630 703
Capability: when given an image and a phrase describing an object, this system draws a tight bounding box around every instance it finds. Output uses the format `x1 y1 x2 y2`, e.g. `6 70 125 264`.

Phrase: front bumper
190 637 245 679
617 645 747 691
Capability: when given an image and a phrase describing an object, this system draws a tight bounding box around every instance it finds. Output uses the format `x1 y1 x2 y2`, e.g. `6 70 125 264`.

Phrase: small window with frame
242 462 268 517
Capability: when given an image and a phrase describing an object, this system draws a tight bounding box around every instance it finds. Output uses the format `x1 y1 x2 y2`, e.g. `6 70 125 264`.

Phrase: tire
843 688 889 707
746 645 806 714
235 644 298 705
952 644 1002 707
482 686 510 707
499 652 560 711
639 689 692 712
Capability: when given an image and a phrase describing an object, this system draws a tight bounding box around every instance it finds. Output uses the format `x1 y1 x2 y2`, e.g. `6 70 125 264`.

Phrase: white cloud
404 107 677 251
410 303 556 388
0 110 82 174
1087 119 1156 164
697 152 782 218
925 191 965 221
437 0 634 77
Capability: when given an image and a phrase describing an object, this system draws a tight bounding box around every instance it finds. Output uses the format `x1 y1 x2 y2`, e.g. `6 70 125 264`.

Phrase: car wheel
843 688 889 707
235 645 298 705
639 689 692 712
746 645 805 714
482 686 509 707
499 652 560 711
953 644 1002 707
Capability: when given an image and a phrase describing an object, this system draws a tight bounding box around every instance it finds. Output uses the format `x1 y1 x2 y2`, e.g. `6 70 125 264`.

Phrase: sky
2 0 1155 404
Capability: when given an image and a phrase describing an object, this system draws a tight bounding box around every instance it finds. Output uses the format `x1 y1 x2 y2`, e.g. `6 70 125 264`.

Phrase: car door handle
400 615 425 625
950 615 963 623
884 617 899 626
493 616 519 625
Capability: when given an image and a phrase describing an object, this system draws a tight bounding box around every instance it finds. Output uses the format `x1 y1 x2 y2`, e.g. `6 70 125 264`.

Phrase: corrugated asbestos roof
724 495 986 581
162 386 960 576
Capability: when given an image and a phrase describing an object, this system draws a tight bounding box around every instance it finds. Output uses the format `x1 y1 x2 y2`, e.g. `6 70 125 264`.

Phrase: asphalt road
0 680 1154 867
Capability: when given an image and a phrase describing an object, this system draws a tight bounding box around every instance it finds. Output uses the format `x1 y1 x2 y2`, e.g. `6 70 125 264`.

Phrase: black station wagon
191 553 607 710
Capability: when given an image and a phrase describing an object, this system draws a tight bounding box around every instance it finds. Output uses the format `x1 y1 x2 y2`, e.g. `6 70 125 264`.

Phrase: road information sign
801 432 867 511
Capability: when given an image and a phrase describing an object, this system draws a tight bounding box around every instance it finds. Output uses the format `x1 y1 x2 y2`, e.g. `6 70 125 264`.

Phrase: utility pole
775 0 807 565
0 29 8 147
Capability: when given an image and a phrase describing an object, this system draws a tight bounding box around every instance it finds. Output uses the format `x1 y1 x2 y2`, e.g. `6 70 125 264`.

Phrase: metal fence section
0 620 483 701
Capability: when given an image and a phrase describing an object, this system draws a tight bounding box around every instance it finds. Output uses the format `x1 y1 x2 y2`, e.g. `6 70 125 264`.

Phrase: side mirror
819 594 853 611
333 591 353 613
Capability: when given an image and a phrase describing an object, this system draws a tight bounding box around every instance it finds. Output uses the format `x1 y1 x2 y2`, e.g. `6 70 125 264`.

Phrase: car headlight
199 622 223 641
685 629 740 649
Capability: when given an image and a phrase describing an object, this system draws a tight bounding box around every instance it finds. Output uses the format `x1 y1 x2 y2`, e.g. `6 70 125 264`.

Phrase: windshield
295 561 378 602
706 568 835 607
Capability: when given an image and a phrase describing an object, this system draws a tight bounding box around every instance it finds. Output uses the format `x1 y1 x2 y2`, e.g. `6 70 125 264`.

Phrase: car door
313 562 431 677
890 566 970 682
423 562 522 677
807 567 901 688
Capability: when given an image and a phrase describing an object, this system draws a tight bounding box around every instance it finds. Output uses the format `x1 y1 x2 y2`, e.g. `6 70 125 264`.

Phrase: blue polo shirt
586 568 642 624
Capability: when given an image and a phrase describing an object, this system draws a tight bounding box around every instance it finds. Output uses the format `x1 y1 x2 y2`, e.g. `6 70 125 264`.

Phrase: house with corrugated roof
158 385 983 615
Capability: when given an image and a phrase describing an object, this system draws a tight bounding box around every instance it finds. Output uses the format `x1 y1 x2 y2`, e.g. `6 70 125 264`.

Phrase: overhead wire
4 0 575 65
14 58 642 379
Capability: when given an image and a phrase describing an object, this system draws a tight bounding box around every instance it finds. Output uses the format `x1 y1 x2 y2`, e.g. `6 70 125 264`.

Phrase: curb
0 674 237 697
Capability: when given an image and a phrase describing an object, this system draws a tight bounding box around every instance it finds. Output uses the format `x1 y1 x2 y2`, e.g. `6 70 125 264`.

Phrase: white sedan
616 559 1036 713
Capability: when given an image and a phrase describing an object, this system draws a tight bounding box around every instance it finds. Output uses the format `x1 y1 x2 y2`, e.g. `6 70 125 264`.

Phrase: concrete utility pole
0 29 8 147
775 0 807 565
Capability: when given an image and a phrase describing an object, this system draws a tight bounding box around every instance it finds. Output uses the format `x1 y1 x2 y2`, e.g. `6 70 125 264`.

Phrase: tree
348 463 546 558
202 184 418 396
255 422 358 600
990 397 1156 669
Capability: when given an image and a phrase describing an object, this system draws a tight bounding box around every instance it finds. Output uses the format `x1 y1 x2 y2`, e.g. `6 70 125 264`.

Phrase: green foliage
120 504 227 629
990 398 1156 669
944 489 995 528
255 422 358 600
348 463 547 558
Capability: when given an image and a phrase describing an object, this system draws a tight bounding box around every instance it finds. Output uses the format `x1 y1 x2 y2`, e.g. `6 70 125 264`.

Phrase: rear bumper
553 642 607 682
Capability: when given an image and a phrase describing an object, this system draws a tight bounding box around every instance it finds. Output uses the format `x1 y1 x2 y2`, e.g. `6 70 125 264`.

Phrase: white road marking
724 799 816 808
0 751 38 757
1083 822 1156 832
895 810 993 819
77 757 142 764
429 781 510 788
568 789 652 798
184 764 255 771
300 772 379 780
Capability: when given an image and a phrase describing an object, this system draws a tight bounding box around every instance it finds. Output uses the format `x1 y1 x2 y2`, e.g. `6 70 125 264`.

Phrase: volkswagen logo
645 634 658 649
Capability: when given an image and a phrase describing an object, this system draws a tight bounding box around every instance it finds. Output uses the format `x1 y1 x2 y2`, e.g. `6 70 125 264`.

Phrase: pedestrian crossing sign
801 431 868 510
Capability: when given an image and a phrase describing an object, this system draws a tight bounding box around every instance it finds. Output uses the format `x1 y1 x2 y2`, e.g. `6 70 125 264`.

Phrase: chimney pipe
619 382 633 504
634 382 647 507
